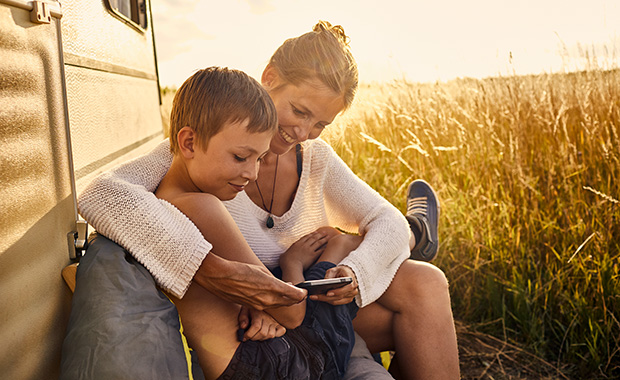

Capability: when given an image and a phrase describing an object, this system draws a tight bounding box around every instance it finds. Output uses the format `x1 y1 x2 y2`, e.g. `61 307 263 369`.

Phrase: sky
151 0 620 88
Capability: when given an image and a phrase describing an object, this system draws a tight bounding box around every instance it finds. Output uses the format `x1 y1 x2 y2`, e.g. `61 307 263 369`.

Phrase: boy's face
188 118 272 201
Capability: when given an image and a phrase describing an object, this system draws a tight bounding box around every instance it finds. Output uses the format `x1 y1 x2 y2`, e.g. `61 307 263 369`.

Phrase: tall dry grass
323 69 619 378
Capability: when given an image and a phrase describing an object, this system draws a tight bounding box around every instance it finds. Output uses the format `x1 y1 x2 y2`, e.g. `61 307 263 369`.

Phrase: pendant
266 215 274 229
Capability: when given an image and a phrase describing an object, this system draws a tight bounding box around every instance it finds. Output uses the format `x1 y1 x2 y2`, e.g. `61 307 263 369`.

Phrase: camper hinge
67 220 88 260
30 1 52 24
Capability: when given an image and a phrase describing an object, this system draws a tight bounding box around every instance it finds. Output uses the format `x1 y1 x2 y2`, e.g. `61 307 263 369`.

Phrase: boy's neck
156 155 198 198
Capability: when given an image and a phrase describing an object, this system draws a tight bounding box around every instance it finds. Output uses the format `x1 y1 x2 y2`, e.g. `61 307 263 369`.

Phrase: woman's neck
246 147 300 217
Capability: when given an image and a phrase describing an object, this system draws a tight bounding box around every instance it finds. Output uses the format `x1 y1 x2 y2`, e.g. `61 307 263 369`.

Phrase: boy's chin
219 192 240 202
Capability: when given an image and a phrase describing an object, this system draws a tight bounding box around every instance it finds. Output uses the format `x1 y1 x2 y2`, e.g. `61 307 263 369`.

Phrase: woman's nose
293 120 313 142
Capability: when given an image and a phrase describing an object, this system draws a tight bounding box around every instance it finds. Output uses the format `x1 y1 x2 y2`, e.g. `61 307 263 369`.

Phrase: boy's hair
169 66 277 154
268 20 358 110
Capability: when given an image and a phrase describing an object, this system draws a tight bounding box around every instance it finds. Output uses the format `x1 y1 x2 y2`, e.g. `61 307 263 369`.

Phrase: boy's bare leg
316 227 363 265
353 260 460 380
168 284 241 379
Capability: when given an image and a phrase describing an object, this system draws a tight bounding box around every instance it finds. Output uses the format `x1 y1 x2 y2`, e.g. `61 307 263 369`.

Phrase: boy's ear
177 126 195 158
261 64 280 90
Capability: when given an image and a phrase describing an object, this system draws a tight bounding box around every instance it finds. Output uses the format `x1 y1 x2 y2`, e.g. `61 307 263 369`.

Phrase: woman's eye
293 107 305 116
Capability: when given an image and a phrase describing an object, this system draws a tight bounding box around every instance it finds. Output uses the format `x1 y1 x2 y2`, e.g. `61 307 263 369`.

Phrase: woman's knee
394 260 450 299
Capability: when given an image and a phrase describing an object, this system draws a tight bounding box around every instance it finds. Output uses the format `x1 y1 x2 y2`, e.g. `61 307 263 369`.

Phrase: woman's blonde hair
268 20 358 110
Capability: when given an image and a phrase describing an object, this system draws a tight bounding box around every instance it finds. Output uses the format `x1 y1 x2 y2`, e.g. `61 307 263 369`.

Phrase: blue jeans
217 262 358 379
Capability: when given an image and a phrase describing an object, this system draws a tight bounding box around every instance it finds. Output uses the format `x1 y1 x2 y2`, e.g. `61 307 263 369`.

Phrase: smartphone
295 277 353 295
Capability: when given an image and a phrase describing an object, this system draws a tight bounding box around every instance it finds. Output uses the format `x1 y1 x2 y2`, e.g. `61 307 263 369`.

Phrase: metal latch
67 220 88 260
31 1 52 24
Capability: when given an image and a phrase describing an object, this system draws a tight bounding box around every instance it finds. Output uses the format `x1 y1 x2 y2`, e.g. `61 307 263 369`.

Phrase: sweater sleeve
317 140 410 307
77 139 212 298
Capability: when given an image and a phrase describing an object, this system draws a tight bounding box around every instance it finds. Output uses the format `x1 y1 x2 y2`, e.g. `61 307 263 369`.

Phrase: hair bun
313 20 350 46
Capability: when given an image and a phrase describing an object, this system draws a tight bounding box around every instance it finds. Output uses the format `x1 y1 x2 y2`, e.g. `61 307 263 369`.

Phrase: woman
78 21 459 379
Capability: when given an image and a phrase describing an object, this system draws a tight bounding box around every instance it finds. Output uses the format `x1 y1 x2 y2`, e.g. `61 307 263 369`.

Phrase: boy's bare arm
169 192 307 327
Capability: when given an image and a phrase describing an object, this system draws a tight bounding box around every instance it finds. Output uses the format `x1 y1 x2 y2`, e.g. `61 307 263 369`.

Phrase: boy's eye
234 155 247 162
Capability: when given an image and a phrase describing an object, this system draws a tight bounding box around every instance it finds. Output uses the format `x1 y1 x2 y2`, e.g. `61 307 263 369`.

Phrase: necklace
255 154 279 228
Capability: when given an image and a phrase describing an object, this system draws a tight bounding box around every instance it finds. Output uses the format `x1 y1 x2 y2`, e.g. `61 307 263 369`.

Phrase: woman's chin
269 140 294 155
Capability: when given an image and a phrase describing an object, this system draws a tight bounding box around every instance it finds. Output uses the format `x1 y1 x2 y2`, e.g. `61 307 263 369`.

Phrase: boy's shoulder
165 191 222 210
160 191 226 224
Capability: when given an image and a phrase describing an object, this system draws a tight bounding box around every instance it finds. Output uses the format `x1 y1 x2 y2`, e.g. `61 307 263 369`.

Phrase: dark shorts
217 261 358 380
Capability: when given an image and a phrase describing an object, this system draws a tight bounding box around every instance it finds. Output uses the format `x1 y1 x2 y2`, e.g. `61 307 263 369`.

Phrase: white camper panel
61 0 163 191
0 1 73 379
0 0 162 378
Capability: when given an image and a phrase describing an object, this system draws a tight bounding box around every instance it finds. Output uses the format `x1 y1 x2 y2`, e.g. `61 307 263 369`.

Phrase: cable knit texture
77 141 211 298
78 138 410 306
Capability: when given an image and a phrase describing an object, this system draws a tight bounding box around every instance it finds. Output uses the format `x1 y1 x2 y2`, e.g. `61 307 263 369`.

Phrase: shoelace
407 196 428 216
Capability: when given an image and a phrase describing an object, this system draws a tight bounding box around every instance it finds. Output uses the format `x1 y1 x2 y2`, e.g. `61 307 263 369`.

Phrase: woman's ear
261 64 280 90
177 126 195 159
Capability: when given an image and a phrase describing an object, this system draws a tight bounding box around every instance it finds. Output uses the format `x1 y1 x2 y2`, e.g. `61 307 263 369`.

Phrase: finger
302 231 320 242
328 297 356 305
326 282 358 297
311 236 329 250
238 307 250 329
279 283 308 303
256 282 307 309
324 268 337 279
311 293 355 305
267 323 278 340
244 319 263 342
274 325 286 338
324 267 350 280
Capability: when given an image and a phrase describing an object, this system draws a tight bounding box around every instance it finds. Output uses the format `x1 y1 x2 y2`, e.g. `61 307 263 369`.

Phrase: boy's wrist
279 258 305 283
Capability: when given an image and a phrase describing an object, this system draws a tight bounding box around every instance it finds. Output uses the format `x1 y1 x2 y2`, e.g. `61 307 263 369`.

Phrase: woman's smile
278 126 296 144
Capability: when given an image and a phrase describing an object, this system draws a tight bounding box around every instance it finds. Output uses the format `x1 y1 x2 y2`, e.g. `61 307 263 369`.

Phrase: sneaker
406 179 440 261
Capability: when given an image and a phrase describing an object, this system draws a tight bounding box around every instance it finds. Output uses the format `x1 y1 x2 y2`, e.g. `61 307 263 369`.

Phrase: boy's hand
280 230 330 271
310 265 359 305
238 306 286 341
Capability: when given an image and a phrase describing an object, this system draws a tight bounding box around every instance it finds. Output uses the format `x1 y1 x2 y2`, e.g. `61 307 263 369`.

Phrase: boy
155 67 357 379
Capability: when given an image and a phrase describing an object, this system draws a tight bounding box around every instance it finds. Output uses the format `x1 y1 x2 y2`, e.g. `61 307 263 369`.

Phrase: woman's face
263 68 346 155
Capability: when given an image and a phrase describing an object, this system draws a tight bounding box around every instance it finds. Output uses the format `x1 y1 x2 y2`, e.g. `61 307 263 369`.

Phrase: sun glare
152 0 620 87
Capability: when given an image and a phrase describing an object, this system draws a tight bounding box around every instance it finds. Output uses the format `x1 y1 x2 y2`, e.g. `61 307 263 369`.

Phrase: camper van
0 0 162 377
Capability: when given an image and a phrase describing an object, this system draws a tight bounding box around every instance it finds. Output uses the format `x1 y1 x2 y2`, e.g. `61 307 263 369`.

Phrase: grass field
322 69 619 378
161 68 619 378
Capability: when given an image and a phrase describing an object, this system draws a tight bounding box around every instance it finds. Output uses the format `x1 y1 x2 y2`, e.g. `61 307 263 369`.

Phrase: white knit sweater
78 138 410 306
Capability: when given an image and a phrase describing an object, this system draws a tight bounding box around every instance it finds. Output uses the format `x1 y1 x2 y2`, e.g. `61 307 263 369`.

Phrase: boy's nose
243 161 260 182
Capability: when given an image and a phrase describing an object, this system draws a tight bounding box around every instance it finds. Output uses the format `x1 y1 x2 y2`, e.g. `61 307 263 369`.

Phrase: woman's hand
310 265 359 305
238 306 287 341
195 254 307 310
